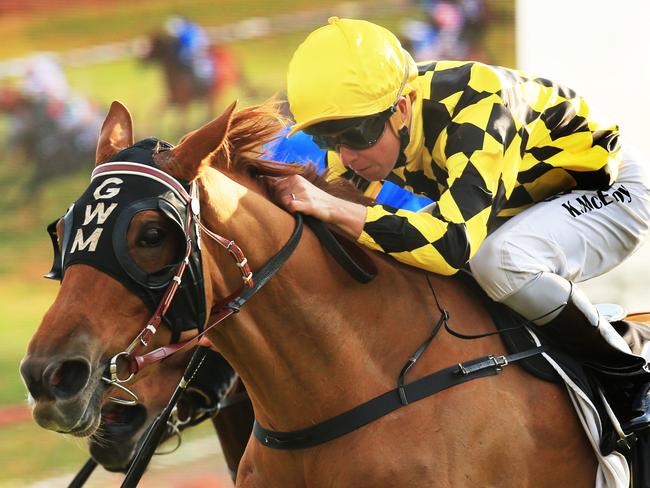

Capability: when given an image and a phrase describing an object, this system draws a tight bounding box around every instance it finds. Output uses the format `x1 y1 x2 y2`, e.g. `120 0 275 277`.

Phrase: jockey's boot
500 272 650 433
541 286 650 433
622 381 650 432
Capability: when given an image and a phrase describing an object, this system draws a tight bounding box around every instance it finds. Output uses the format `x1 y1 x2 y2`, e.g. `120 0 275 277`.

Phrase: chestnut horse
22 100 600 487
98 316 650 484
69 347 251 486
81 345 241 473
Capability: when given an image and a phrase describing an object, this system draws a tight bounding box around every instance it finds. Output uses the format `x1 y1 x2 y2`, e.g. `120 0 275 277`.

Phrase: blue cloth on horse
262 128 433 211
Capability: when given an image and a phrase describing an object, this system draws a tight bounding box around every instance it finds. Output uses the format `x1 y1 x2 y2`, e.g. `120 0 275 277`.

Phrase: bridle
92 160 308 407
46 150 302 405
154 348 239 455
68 347 240 488
89 161 255 403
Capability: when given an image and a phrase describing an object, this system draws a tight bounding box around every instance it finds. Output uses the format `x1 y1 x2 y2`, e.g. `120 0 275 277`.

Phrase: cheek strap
393 126 410 168
388 110 406 135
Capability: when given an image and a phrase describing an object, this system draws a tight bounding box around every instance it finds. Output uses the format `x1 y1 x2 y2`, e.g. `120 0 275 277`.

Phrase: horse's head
89 347 233 471
20 99 240 437
0 86 22 113
139 32 178 65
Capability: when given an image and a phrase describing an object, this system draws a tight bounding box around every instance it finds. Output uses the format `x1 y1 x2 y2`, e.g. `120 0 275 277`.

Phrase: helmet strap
394 126 410 168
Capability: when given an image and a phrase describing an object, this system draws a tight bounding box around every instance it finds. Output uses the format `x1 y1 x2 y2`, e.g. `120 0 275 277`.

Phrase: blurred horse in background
140 32 256 132
0 86 102 201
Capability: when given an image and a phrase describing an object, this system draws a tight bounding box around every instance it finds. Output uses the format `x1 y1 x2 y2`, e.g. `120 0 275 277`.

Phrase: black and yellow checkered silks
326 61 621 276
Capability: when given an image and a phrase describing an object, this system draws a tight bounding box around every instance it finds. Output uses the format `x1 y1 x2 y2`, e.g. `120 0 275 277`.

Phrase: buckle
457 355 508 376
616 432 638 453
109 351 135 383
490 354 508 371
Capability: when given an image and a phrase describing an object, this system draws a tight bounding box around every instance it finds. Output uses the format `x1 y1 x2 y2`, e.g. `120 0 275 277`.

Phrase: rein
123 211 304 381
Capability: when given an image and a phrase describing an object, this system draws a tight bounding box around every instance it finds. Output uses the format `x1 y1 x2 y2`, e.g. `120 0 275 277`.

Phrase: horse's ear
95 101 134 166
156 100 238 179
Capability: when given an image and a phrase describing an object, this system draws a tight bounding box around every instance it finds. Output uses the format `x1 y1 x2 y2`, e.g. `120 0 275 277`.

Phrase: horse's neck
199 169 499 430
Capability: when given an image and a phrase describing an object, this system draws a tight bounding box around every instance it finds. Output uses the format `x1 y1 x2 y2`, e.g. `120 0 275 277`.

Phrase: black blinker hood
45 138 206 341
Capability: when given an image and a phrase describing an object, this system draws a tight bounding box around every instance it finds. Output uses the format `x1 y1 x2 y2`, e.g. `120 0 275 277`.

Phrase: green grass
0 279 59 405
0 419 216 485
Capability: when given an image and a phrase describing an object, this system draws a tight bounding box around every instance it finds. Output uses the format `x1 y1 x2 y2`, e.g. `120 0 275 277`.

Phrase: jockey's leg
498 271 650 421
470 142 650 431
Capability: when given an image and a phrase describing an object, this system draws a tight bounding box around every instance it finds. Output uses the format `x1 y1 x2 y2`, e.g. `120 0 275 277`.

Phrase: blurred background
0 0 646 486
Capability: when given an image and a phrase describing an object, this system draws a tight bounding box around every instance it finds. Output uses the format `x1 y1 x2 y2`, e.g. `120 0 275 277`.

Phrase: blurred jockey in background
18 54 100 135
165 15 215 87
401 0 488 62
21 54 70 102
0 54 103 193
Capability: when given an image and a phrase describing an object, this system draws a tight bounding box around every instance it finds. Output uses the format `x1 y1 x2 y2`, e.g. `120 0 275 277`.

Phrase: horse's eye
138 227 166 247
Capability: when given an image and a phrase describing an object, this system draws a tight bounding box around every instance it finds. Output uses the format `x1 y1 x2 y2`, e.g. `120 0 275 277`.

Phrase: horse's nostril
20 358 50 401
46 360 91 400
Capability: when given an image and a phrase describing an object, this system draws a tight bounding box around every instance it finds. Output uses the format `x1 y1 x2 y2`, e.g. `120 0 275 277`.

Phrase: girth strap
253 345 548 450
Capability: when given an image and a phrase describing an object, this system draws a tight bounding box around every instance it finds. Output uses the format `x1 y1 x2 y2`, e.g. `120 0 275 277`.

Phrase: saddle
458 272 650 486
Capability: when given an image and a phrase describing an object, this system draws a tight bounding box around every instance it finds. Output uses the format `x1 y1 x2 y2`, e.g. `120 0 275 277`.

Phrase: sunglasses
306 107 396 152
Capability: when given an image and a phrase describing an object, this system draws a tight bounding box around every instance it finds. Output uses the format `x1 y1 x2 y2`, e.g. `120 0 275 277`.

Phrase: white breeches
470 143 650 322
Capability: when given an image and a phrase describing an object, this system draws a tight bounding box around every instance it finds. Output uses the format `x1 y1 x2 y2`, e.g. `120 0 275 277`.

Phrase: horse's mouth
89 403 148 471
51 397 102 437
96 402 147 440
67 410 102 437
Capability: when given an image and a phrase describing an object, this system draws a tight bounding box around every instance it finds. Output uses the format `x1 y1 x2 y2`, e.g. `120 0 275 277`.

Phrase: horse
87 314 650 485
70 345 252 485
21 99 600 487
0 86 102 201
69 311 650 485
140 32 255 132
81 345 231 471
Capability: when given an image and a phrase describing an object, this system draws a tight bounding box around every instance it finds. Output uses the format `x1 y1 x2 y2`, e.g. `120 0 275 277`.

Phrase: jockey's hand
271 175 367 240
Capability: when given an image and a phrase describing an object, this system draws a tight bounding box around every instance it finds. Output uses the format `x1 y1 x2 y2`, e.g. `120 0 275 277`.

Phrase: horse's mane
209 101 371 205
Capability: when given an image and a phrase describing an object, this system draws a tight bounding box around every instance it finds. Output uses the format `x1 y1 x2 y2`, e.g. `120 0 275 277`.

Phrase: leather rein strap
130 212 379 373
303 215 377 283
130 212 305 373
254 345 548 450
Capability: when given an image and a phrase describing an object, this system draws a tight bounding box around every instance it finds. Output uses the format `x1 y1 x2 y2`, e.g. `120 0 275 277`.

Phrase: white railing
0 1 408 80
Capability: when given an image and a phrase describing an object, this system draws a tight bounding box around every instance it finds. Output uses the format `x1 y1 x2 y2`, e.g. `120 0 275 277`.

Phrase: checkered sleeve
358 95 519 275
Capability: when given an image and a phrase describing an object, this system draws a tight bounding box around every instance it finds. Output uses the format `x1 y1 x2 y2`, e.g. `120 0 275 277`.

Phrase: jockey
276 17 650 433
21 54 69 103
165 16 214 85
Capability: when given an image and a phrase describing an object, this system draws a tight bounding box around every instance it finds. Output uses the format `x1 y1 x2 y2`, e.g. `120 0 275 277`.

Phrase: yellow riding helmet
287 17 418 136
